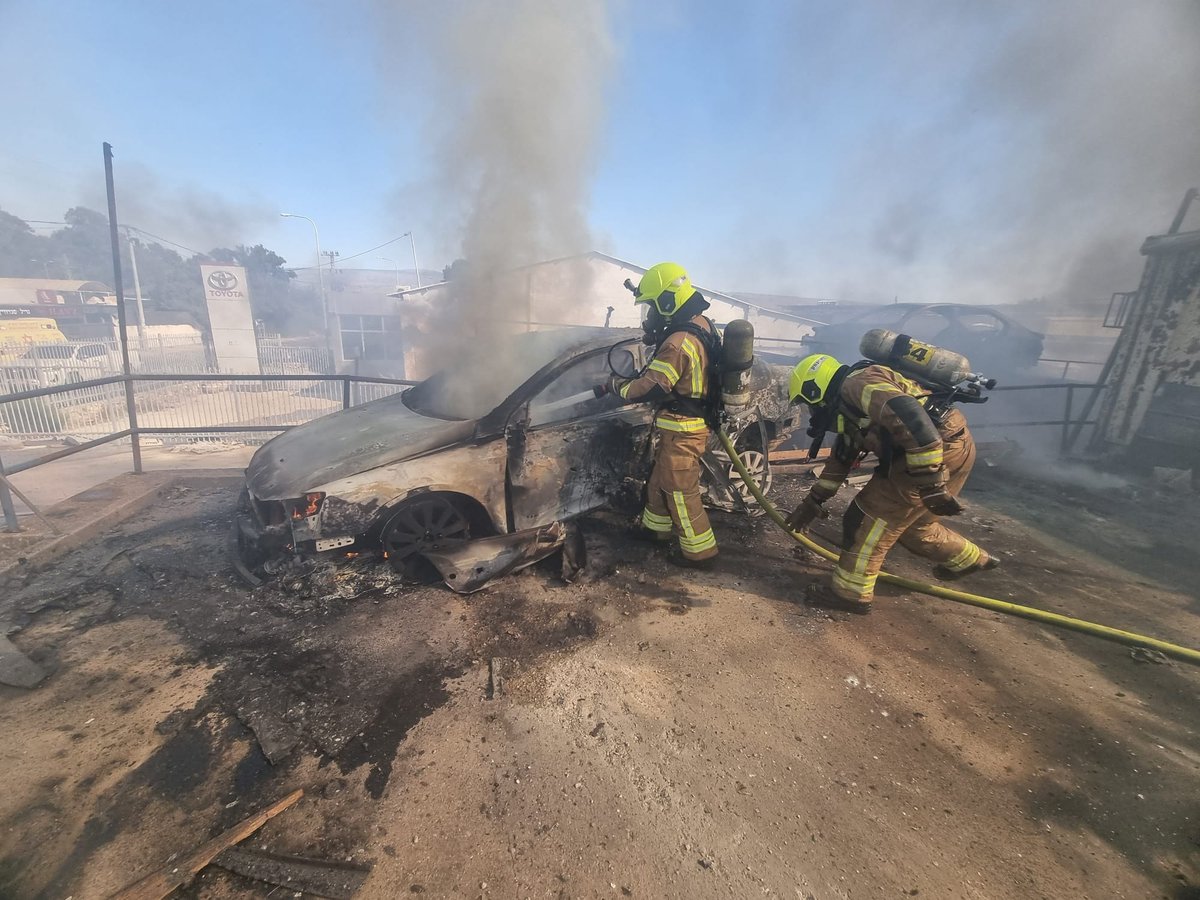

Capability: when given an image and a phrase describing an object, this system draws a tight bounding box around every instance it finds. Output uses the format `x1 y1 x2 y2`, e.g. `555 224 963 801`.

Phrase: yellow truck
0 316 68 346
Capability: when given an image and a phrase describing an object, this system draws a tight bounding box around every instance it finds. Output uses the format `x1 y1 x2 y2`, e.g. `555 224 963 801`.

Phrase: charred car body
234 327 795 588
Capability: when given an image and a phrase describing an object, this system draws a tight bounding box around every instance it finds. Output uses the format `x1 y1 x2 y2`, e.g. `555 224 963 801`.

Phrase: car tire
379 495 473 582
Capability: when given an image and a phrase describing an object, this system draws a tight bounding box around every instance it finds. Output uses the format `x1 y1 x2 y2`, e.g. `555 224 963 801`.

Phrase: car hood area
245 392 476 499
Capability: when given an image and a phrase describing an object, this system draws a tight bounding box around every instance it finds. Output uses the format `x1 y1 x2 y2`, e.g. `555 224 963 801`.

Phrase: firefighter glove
785 494 829 533
594 375 623 398
919 483 965 516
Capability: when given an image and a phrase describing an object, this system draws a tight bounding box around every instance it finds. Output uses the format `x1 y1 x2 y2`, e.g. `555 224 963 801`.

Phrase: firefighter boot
629 525 673 545
804 582 873 615
667 546 718 571
933 551 1000 581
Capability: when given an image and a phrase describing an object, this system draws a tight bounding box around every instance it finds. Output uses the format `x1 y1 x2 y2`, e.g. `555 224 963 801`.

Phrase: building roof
0 278 111 293
387 251 827 326
0 278 114 308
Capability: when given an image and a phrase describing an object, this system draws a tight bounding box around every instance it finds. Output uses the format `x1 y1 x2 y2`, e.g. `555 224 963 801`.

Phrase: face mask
642 308 668 345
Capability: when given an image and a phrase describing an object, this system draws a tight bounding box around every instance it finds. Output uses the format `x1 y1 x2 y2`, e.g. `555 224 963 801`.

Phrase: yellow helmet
789 354 843 406
635 262 696 317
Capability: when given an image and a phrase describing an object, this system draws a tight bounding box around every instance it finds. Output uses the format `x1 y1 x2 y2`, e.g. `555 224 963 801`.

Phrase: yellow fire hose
717 428 1200 667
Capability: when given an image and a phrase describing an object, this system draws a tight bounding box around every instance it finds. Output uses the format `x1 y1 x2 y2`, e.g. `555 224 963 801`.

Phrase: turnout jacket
614 314 715 433
812 364 965 501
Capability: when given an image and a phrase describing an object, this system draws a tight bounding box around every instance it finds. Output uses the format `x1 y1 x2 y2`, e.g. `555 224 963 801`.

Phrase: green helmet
635 262 696 317
789 354 843 406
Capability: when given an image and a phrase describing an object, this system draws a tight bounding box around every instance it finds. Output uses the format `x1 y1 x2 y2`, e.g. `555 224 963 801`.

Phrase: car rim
381 497 470 577
728 449 771 509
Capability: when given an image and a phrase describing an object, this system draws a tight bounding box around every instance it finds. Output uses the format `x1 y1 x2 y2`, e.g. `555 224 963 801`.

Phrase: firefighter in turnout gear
786 353 997 613
599 262 720 567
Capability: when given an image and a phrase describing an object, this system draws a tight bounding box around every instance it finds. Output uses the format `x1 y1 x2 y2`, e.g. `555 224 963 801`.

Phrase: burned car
233 327 795 588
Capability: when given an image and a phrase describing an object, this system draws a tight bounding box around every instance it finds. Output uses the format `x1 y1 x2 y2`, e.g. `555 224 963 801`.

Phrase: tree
0 207 322 336
203 244 321 334
0 208 46 278
443 258 470 281
48 207 114 281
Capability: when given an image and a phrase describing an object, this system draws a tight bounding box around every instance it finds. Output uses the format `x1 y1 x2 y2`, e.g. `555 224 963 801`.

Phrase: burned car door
506 348 652 530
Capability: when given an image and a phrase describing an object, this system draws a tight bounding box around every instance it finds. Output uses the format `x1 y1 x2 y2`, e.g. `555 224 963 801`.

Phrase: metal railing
972 381 1107 455
1 373 1107 533
0 372 415 532
1034 357 1108 382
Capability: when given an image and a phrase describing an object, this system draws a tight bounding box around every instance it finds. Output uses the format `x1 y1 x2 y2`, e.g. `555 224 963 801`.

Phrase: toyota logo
207 270 239 291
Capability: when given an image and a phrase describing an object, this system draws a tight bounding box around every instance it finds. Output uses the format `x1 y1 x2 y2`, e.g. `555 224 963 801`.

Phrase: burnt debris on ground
0 481 671 897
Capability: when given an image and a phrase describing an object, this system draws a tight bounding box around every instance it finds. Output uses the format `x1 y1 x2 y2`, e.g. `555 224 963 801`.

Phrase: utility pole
407 232 422 288
124 228 147 344
102 142 143 475
280 212 333 368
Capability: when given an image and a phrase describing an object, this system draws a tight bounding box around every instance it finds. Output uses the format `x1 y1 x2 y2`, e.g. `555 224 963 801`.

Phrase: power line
292 232 412 270
18 214 414 273
122 225 207 258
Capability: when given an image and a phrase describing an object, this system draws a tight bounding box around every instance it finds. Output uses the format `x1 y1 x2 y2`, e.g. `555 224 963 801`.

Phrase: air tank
859 329 973 389
720 319 755 409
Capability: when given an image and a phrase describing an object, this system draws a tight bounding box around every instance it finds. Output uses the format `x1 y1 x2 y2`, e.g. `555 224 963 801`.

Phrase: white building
388 252 821 379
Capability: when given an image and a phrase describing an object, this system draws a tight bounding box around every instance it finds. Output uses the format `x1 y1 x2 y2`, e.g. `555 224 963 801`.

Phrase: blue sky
1 1 1197 304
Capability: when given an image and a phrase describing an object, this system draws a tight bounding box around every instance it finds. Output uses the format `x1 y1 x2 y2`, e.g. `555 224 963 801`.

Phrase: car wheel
727 447 772 514
380 496 472 581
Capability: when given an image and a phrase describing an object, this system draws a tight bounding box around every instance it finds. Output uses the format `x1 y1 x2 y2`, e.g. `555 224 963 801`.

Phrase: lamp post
280 212 332 362
405 232 422 288
378 256 401 291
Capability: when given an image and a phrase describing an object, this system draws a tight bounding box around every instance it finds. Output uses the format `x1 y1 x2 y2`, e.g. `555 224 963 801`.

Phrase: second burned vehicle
233 327 796 589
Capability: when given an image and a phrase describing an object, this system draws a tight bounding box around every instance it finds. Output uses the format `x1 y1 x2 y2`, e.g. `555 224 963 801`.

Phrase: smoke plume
81 161 276 255
374 1 616 408
747 0 1200 308
382 1 613 328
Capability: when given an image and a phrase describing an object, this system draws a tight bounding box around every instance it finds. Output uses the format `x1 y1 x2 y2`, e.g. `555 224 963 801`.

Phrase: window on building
340 314 400 360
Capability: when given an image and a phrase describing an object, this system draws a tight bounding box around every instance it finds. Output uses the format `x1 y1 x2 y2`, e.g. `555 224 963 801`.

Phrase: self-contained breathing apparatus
804 328 997 460
611 277 756 428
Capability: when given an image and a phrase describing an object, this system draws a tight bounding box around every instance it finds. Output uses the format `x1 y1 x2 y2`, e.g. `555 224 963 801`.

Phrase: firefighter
598 262 720 568
786 353 998 613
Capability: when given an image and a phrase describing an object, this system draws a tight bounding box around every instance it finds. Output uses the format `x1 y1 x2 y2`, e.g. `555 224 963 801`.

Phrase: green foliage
0 207 323 336
0 209 43 277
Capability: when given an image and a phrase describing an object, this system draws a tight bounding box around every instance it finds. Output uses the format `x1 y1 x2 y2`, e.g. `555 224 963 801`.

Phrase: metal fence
0 372 415 531
0 337 334 440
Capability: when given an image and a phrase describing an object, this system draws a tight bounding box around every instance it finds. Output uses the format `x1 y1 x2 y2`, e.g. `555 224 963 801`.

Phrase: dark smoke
81 161 276 254
376 0 616 405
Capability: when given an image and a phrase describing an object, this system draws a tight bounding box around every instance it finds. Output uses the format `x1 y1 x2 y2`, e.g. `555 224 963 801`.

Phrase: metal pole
408 232 422 288
0 453 19 533
342 376 351 410
1061 385 1074 456
103 142 143 475
125 229 147 344
281 212 332 367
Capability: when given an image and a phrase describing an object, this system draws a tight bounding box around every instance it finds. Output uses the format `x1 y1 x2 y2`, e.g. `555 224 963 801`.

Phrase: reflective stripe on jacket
616 314 713 430
812 364 960 500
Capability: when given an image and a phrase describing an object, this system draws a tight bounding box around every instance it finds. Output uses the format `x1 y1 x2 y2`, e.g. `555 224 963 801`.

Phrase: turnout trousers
830 425 987 602
640 426 718 560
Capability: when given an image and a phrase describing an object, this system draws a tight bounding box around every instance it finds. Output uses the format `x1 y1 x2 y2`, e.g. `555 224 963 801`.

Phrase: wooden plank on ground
108 789 303 900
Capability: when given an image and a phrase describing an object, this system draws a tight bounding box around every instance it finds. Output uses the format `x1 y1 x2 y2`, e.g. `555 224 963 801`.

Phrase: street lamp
403 232 422 288
280 212 332 359
378 257 402 291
